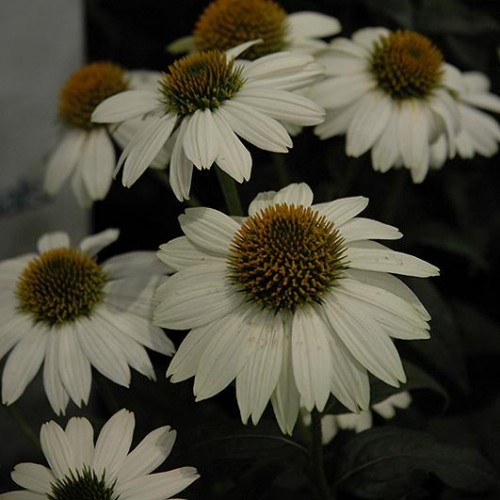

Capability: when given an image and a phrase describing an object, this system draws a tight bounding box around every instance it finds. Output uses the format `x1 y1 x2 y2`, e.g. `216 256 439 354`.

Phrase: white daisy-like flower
168 0 341 58
310 27 465 183
317 391 412 443
44 62 163 207
153 183 438 434
0 409 199 500
91 42 325 201
0 229 174 414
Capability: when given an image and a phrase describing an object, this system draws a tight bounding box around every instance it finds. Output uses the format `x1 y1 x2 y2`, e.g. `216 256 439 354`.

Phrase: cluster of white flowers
1 0 499 497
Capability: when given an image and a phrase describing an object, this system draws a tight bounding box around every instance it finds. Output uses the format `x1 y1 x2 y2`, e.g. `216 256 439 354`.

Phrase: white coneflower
91 42 325 201
310 28 465 182
0 409 199 500
168 0 341 58
154 183 437 434
0 229 174 414
44 62 163 206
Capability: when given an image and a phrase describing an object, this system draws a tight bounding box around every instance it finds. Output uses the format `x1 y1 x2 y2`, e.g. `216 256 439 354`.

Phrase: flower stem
3 404 40 450
216 168 243 216
310 409 333 500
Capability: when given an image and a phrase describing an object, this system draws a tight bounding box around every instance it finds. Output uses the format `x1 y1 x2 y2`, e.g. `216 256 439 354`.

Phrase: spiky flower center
369 30 443 100
16 247 106 326
227 203 347 311
58 62 128 129
193 0 287 60
159 50 244 115
48 467 117 500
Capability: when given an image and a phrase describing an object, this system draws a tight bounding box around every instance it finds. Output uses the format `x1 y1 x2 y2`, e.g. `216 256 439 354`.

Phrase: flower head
430 71 500 167
92 43 325 201
0 229 174 414
311 28 464 182
154 183 438 434
168 0 341 59
1 409 199 500
44 62 162 206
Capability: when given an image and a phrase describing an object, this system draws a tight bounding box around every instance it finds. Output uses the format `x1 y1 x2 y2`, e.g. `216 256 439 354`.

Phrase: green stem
216 168 243 216
310 409 333 500
4 404 40 450
272 153 291 187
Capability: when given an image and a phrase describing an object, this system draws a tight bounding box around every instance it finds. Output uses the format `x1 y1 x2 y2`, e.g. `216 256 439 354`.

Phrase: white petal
322 293 405 386
37 232 70 253
64 417 95 469
92 409 135 478
339 217 401 243
75 317 131 387
117 426 176 482
157 237 223 271
91 90 161 123
79 228 119 256
346 91 392 157
153 262 240 330
371 107 400 170
167 319 224 383
287 11 341 39
79 128 115 200
314 196 369 226
235 311 284 424
242 52 321 88
194 306 256 401
44 129 86 194
182 109 219 169
352 27 389 50
346 268 430 319
212 111 252 182
179 207 238 256
0 492 45 500
2 327 48 405
169 121 194 201
272 182 314 206
270 317 300 435
11 463 55 494
308 74 375 109
346 242 440 277
57 326 92 406
396 100 430 183
104 250 168 278
116 467 199 500
120 113 177 187
325 329 370 412
314 106 356 139
291 307 333 412
40 421 76 479
43 333 69 415
226 39 262 60
235 88 324 126
221 101 292 153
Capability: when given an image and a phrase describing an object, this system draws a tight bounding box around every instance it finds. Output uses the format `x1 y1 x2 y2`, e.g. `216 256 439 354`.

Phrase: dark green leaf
333 426 497 499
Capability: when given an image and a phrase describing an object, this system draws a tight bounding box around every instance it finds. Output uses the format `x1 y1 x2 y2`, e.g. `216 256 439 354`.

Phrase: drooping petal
291 307 333 412
44 129 86 194
235 310 285 424
2 327 49 405
80 128 115 200
221 100 292 153
182 108 219 169
79 228 119 256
